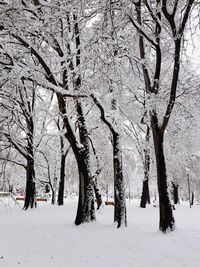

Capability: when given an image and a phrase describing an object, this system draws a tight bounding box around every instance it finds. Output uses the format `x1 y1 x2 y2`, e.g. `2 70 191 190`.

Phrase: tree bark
51 191 55 205
56 94 95 225
91 94 127 228
74 101 95 225
93 178 102 210
151 114 175 232
88 136 102 210
191 192 194 206
140 179 150 208
75 147 95 225
171 181 179 205
24 157 36 209
72 16 95 224
51 172 57 205
57 136 68 206
23 112 36 210
140 126 151 208
113 132 127 228
57 153 66 205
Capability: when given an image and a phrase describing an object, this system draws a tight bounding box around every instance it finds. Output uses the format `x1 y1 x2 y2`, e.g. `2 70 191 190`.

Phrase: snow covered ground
0 198 200 267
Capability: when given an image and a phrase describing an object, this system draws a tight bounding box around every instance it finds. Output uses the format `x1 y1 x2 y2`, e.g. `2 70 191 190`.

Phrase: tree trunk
51 190 55 205
90 94 127 227
140 179 150 208
47 169 55 205
113 132 127 228
75 148 95 225
74 101 95 225
171 182 179 205
191 192 194 206
24 114 36 210
24 158 36 210
151 115 175 232
57 135 67 206
88 136 102 210
93 178 102 210
140 126 150 208
56 94 95 225
51 175 57 205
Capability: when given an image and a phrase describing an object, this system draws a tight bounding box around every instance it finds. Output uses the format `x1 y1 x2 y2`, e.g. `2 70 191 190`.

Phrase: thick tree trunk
74 101 95 225
113 132 127 228
75 148 95 225
56 94 95 225
151 115 175 232
24 158 36 210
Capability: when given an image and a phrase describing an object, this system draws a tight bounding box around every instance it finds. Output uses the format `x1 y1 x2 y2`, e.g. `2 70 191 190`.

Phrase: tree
140 125 151 208
56 118 70 206
91 94 127 227
87 1 127 227
0 79 37 209
171 181 179 205
127 0 195 232
124 115 151 208
0 1 96 224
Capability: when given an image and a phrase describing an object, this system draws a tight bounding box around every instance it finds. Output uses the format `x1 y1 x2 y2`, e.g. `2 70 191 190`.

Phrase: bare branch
90 94 115 135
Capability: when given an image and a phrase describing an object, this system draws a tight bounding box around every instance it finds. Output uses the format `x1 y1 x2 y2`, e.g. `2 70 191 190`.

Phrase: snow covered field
0 198 200 267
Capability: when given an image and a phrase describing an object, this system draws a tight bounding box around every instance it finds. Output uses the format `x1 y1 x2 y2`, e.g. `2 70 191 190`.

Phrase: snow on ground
0 198 200 267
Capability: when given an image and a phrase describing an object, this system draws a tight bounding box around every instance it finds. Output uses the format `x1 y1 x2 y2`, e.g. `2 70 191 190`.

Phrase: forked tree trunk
113 132 127 228
56 94 95 225
24 158 36 210
73 16 95 224
151 115 175 232
91 94 127 228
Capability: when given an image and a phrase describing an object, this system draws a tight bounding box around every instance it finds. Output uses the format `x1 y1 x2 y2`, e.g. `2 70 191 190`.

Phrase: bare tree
0 79 37 209
127 0 195 232
0 1 96 224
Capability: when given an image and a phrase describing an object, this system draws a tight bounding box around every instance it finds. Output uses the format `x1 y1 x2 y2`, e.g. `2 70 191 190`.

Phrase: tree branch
90 94 115 135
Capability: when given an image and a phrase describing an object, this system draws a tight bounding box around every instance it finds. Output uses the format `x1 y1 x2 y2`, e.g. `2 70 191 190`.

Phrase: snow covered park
1 198 200 267
1 1 200 267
